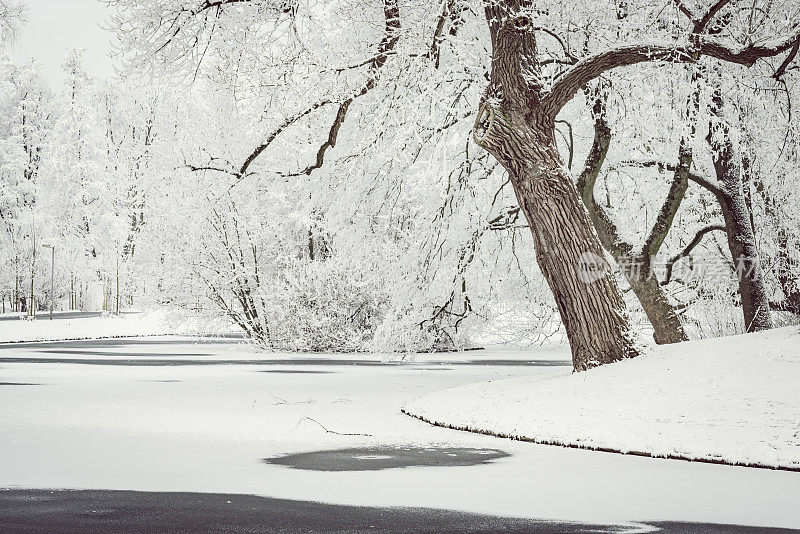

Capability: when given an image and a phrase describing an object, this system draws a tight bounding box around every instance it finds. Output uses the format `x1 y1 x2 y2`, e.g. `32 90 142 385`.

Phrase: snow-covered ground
404 327 800 471
1 335 799 529
0 309 230 343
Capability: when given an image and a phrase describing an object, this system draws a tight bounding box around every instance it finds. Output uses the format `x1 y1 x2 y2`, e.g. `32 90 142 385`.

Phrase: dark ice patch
257 369 334 374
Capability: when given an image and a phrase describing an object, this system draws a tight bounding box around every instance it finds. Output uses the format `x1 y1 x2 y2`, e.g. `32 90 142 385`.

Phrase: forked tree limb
544 31 800 115
691 0 732 34
662 224 726 285
578 90 696 268
578 82 691 344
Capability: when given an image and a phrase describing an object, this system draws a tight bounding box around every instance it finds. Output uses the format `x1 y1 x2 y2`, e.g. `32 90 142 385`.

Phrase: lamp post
42 244 54 321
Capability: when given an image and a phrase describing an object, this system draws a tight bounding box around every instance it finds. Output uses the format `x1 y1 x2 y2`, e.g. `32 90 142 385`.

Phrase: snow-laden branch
236 0 400 179
690 0 732 34
544 30 800 115
428 0 469 68
612 160 725 199
662 224 727 285
236 98 334 178
0 0 24 44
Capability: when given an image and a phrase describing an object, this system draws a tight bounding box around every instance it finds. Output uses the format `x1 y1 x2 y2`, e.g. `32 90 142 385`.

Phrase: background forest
1 0 798 353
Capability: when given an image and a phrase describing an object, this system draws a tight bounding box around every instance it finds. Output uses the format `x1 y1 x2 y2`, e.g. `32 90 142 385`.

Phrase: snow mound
403 326 800 470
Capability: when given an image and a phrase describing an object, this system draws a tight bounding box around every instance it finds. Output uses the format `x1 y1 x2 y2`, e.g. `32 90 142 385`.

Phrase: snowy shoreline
0 310 234 344
402 327 800 472
401 409 800 473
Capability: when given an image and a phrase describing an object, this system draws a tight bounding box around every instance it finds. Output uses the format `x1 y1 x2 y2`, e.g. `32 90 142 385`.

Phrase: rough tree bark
475 3 640 370
578 86 689 345
755 181 800 315
707 84 773 331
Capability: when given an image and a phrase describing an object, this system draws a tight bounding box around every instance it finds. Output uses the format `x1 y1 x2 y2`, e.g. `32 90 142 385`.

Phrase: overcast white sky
9 0 116 87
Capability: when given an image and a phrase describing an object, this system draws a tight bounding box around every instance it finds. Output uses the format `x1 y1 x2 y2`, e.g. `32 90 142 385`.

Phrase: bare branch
184 162 238 177
673 0 696 22
693 0 731 34
429 0 469 68
555 119 573 169
287 101 352 177
294 416 372 437
237 99 333 178
662 225 726 284
774 39 800 80
237 0 400 178
487 206 522 230
544 31 800 115
534 26 578 64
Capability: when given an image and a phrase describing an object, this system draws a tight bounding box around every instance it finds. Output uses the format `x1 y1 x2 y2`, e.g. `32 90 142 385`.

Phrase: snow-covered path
1 337 799 530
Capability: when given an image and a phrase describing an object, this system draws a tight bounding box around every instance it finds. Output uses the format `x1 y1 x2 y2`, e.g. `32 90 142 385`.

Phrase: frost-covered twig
294 416 372 437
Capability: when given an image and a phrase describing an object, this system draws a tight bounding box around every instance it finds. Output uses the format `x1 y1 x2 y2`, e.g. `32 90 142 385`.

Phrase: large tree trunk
472 0 800 347
517 162 639 370
477 109 639 370
752 161 800 315
708 87 773 332
476 3 640 371
524 154 640 371
716 184 774 331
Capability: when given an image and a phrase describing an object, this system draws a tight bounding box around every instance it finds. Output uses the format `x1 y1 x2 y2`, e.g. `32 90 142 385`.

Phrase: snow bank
403 326 800 470
0 309 233 343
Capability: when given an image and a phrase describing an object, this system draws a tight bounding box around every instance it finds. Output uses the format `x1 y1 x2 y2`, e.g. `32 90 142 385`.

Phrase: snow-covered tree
94 0 800 361
0 58 52 312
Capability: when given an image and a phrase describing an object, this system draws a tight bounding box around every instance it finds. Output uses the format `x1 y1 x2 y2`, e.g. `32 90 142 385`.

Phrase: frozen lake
1 336 798 531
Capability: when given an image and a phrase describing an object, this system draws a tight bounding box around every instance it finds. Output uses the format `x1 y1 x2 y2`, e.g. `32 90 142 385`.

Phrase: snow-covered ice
1 335 799 529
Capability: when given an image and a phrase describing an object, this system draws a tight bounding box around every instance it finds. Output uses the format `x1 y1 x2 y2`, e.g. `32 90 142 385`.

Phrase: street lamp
42 244 54 321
